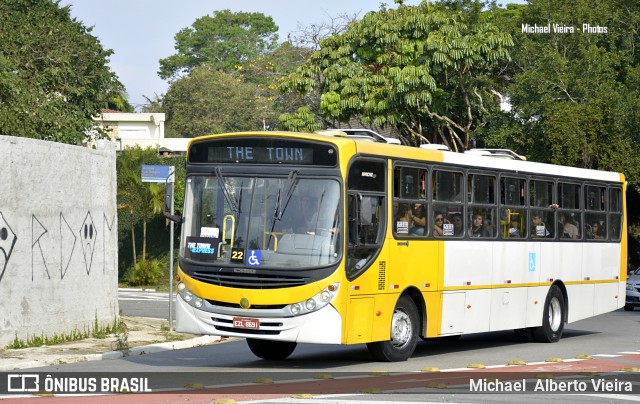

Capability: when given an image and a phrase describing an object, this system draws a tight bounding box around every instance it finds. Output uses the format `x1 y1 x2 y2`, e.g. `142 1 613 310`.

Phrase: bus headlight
288 283 339 316
178 282 203 308
627 282 633 291
305 299 317 311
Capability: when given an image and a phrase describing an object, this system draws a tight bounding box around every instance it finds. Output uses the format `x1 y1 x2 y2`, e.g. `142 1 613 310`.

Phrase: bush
128 259 163 286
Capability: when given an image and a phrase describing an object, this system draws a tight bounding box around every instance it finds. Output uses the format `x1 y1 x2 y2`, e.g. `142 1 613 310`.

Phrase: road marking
118 290 172 302
582 394 640 402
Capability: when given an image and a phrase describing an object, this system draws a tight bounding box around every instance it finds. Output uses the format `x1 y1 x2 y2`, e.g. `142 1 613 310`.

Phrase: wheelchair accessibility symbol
247 250 261 266
528 252 536 272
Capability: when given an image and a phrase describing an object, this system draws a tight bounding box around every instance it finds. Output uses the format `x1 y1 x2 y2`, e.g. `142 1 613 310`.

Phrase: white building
93 110 190 156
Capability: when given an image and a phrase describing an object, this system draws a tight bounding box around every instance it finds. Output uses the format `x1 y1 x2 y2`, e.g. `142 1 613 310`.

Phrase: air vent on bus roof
465 149 526 160
419 144 450 151
315 130 348 138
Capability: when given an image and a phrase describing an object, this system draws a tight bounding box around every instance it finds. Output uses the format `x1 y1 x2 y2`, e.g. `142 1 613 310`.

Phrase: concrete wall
0 136 118 347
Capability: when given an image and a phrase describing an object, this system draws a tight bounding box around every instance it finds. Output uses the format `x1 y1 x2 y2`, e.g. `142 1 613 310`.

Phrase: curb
0 335 220 371
98 335 220 360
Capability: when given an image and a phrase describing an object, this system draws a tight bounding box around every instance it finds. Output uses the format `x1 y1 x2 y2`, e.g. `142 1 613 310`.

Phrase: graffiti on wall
0 210 115 284
80 211 96 275
0 212 18 283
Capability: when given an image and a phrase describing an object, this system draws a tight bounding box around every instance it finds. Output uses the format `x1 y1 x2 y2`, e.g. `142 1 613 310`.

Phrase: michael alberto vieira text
470 378 633 393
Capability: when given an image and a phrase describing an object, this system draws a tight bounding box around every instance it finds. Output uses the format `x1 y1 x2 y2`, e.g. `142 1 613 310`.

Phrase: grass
6 315 124 350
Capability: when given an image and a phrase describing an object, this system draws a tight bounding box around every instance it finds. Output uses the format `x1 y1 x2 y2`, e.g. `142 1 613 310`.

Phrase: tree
117 147 165 266
486 0 640 184
158 9 279 80
279 0 513 150
235 42 312 130
0 0 125 144
279 106 322 132
163 66 264 137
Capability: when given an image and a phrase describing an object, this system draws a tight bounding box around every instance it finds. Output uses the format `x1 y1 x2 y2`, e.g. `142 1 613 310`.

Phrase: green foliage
5 317 123 349
163 67 265 137
279 1 513 149
113 322 130 354
0 0 126 144
279 106 322 132
116 147 185 272
235 42 312 130
488 0 640 186
159 9 279 80
128 259 164 286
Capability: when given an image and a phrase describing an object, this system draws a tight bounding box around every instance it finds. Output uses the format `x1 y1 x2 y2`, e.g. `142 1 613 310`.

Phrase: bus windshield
180 174 342 269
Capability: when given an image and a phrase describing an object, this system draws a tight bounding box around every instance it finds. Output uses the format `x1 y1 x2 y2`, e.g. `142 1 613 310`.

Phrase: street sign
141 165 174 183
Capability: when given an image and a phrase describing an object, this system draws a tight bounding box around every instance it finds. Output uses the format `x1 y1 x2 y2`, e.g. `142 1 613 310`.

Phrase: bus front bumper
175 294 342 344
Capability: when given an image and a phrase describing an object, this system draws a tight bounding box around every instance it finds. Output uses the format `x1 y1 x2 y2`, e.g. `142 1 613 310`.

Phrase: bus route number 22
231 248 244 263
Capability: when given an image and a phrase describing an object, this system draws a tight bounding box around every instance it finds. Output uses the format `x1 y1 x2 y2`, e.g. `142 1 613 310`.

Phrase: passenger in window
561 213 579 239
408 203 426 236
586 221 603 240
531 214 550 238
591 222 603 239
433 212 445 236
393 203 410 234
508 218 521 238
468 214 489 238
450 213 463 236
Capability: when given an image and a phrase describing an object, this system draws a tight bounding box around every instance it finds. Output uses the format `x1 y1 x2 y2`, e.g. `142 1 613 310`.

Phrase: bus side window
346 159 386 278
609 187 622 241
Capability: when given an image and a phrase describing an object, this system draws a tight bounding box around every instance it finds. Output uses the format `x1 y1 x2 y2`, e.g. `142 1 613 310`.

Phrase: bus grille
212 317 282 335
213 325 280 335
191 271 310 289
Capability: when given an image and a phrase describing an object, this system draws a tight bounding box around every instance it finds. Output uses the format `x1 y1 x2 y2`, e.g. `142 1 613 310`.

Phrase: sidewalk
0 316 221 371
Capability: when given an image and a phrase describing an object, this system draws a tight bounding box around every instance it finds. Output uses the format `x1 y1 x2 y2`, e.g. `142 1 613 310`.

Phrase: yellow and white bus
168 131 627 362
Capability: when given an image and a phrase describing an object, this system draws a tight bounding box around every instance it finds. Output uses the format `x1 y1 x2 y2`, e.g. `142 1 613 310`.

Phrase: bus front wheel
246 338 297 360
367 296 419 362
533 285 565 343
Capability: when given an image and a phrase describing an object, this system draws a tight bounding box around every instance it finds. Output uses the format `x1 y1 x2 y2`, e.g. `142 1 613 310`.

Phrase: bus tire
246 338 297 360
533 285 565 343
367 296 419 362
624 305 634 311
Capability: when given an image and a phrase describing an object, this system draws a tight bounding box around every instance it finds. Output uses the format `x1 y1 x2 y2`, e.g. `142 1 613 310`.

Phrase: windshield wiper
214 167 239 213
267 170 299 249
274 170 299 220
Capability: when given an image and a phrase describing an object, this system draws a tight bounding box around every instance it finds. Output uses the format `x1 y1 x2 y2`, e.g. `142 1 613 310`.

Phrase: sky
62 0 527 110
61 0 429 109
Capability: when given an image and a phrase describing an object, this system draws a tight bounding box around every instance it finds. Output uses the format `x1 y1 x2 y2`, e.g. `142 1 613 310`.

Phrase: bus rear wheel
246 338 297 360
533 285 565 343
367 296 419 362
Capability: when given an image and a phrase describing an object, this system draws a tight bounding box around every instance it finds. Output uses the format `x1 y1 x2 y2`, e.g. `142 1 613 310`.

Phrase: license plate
233 317 260 330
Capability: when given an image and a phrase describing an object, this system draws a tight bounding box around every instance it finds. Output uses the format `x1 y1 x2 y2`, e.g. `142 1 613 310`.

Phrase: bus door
344 159 387 343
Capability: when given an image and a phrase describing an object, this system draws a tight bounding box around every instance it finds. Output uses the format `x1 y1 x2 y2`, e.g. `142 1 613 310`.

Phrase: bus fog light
305 299 317 311
185 291 193 302
194 298 203 308
291 303 301 315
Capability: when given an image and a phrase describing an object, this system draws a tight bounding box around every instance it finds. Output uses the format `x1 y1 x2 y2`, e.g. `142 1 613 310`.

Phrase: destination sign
214 146 311 164
188 137 338 166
